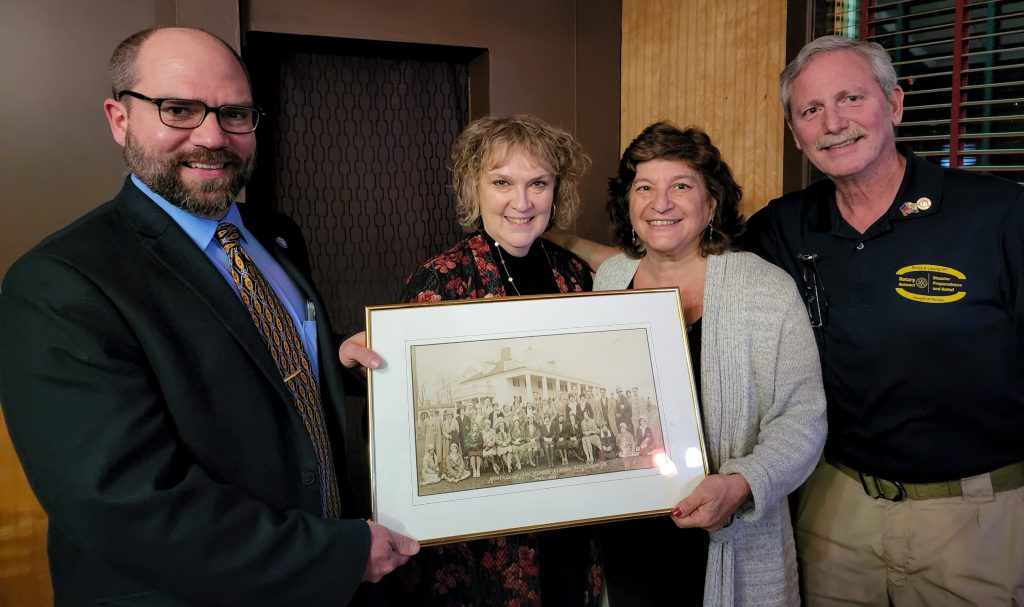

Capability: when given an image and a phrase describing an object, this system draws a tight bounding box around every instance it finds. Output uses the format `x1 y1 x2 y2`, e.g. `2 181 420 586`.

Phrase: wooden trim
622 0 790 214
783 0 813 193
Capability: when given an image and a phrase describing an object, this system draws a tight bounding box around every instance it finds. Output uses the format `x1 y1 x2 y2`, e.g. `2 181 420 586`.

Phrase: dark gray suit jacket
0 178 372 606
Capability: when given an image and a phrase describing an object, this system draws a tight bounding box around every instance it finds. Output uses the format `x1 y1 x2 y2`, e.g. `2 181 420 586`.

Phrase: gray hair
779 35 898 122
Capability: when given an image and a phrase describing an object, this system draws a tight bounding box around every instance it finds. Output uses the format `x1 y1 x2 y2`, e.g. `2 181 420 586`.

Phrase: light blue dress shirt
132 175 320 379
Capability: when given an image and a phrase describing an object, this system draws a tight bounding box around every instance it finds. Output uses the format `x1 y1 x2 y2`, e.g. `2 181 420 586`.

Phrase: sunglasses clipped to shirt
797 253 828 328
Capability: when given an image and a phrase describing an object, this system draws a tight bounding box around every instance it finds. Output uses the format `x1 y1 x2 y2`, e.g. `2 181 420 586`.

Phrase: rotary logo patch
895 264 967 303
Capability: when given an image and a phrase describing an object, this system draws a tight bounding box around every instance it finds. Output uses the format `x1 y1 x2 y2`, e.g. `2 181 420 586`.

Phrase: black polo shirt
744 149 1024 482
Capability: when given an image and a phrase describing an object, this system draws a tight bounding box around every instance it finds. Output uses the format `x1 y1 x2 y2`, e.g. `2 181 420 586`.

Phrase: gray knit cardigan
595 250 826 607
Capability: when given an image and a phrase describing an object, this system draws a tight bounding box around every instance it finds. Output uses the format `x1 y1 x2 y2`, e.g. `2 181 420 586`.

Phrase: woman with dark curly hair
596 123 826 607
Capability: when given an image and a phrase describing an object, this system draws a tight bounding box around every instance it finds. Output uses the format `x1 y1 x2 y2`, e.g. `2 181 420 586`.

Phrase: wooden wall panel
0 412 51 607
622 0 788 215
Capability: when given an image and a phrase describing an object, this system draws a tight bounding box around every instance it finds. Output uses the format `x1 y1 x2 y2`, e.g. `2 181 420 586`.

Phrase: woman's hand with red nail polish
669 473 751 531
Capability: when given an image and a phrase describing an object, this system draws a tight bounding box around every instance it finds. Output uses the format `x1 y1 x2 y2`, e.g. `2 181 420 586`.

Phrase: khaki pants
795 460 1024 606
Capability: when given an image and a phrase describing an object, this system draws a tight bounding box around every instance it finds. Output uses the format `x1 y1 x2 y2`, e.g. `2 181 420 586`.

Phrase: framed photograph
366 289 707 545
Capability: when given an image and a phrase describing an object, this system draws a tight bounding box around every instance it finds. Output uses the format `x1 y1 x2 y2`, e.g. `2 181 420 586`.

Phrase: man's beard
124 132 256 218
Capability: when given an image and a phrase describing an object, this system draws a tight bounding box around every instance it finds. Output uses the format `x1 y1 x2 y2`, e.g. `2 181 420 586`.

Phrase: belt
829 460 1024 502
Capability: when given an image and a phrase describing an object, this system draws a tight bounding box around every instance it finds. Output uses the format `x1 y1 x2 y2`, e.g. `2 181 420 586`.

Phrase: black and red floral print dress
395 231 600 607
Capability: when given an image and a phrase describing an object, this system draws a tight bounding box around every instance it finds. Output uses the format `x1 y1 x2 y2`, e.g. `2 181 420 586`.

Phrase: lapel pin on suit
275 236 288 249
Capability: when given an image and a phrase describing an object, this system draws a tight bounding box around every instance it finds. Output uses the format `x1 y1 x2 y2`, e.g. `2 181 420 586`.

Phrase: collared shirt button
856 242 865 250
300 471 317 485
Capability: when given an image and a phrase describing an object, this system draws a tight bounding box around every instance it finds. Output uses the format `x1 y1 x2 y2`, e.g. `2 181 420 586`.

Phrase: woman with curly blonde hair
401 114 593 303
395 114 602 606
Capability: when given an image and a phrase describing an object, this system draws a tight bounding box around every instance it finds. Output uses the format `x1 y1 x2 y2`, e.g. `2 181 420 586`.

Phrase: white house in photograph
452 346 602 407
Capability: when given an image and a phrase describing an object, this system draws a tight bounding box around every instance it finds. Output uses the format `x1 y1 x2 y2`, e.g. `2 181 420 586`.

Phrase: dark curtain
247 35 472 333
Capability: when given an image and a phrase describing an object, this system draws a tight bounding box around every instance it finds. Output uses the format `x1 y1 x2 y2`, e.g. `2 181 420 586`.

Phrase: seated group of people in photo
418 388 664 487
2 23 1022 607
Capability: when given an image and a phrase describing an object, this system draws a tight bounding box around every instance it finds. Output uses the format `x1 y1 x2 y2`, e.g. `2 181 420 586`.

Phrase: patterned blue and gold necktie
215 222 341 518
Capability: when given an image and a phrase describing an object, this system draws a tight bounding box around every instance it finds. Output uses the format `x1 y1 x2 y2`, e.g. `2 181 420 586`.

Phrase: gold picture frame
366 288 707 545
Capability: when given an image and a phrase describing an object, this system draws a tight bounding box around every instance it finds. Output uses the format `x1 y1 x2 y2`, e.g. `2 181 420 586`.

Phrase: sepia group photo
410 329 667 496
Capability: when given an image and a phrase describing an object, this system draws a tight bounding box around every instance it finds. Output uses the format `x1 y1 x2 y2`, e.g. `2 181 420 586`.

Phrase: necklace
493 238 551 297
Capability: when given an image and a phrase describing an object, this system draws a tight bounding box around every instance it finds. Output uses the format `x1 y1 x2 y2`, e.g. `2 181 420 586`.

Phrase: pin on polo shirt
899 196 932 217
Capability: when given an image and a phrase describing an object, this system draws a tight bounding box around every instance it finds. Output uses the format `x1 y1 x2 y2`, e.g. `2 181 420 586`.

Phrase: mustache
816 126 868 151
175 148 243 166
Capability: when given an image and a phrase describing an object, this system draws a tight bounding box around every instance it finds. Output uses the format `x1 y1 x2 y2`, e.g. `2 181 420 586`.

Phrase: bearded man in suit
0 26 416 606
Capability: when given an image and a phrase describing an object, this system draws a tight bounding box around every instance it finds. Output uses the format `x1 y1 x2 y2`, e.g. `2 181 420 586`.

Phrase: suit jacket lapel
113 178 293 405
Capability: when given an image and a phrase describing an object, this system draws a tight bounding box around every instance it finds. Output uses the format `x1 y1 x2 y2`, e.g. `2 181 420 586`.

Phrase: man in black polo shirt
745 35 1024 605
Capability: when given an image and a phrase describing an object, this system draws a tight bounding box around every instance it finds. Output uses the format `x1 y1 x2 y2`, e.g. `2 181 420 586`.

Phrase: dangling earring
632 228 638 246
705 220 716 241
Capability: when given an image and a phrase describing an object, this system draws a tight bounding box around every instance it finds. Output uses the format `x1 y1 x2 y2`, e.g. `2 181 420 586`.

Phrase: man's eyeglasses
116 90 263 134
797 253 828 328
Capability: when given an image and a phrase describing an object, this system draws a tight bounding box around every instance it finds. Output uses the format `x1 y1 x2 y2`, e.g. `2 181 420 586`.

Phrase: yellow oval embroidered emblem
895 264 966 303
